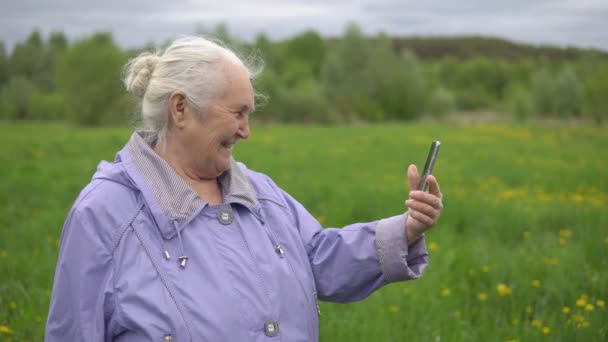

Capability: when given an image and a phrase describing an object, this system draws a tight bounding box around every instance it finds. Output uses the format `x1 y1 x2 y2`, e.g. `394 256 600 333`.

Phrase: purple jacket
45 133 429 341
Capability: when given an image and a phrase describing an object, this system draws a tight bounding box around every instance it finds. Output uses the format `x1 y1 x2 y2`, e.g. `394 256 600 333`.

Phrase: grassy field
0 121 606 341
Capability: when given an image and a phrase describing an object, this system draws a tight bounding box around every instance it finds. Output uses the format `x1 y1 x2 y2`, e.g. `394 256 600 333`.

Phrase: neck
153 141 223 205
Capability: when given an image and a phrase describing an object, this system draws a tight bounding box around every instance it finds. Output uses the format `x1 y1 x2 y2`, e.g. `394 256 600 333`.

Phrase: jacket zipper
235 223 283 341
262 218 319 339
130 217 194 342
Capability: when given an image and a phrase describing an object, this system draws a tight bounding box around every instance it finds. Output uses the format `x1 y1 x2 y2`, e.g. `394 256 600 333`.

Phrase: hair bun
124 53 160 98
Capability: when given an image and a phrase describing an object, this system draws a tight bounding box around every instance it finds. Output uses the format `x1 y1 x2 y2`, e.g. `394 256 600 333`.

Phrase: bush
552 67 581 117
426 88 456 118
55 33 127 126
0 76 34 120
28 91 65 120
530 69 555 117
505 87 534 121
273 80 338 123
530 67 582 118
582 62 608 124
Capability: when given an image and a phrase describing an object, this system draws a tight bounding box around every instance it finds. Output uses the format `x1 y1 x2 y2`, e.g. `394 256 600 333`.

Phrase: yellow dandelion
468 269 477 277
531 280 541 288
511 319 519 326
482 265 491 273
585 304 594 312
596 300 605 308
505 339 520 342
559 229 572 238
0 326 14 334
531 319 542 328
559 238 567 246
576 321 591 329
9 302 16 310
562 306 571 314
496 283 512 297
576 298 587 307
525 305 533 313
389 305 399 313
428 242 440 252
440 288 451 297
478 293 488 301
523 231 530 238
0 250 7 257
542 326 550 334
542 257 559 265
572 314 585 323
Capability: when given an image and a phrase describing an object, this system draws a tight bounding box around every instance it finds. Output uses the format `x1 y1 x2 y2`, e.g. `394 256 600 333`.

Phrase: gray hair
123 36 261 146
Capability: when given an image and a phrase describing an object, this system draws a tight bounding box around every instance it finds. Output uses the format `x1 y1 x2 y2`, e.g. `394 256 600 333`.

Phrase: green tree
321 23 375 120
553 67 581 117
582 62 608 123
254 33 278 70
530 68 554 116
322 25 428 121
49 31 68 50
530 66 582 118
0 42 8 86
55 32 128 125
8 30 62 92
283 31 325 78
28 90 65 120
9 31 45 82
0 76 34 119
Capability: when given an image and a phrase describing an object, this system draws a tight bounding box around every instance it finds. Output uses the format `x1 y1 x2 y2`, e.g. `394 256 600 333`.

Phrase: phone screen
417 141 441 191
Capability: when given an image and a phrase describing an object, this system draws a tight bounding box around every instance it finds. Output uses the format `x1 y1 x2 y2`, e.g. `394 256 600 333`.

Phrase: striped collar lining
127 132 258 219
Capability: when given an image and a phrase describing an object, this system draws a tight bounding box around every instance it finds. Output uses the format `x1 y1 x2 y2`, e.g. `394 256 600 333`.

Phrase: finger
406 199 438 218
408 209 435 227
410 191 443 210
427 175 442 197
407 164 420 192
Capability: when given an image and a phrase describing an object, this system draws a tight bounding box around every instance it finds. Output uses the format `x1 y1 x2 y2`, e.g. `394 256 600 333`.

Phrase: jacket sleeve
280 190 429 303
45 208 115 342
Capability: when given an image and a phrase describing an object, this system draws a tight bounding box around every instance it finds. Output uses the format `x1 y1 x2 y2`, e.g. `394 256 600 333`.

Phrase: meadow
0 121 606 341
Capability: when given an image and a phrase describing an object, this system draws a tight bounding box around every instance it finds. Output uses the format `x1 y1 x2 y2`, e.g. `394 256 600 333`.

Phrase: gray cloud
1 0 607 51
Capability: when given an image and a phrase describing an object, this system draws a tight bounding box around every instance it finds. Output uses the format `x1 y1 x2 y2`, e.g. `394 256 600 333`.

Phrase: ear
168 91 187 129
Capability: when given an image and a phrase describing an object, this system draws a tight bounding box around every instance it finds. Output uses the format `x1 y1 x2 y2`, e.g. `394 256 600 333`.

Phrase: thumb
407 164 420 192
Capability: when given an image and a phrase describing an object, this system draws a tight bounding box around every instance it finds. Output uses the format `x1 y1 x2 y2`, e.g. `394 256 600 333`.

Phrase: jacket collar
121 132 259 239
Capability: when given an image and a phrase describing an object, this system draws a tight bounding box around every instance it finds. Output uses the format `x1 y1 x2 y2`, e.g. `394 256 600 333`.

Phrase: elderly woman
45 36 443 341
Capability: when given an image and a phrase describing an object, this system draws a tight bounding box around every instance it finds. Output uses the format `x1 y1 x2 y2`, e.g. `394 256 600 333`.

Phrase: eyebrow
238 104 255 113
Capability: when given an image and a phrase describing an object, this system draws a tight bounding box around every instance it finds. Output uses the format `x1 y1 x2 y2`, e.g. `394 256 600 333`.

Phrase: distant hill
390 36 608 61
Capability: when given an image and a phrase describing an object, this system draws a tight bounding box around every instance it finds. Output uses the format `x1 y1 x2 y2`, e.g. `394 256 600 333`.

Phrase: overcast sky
2 0 608 51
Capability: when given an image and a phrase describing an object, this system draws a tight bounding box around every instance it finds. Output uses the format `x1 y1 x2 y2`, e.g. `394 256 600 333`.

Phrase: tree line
1 23 607 125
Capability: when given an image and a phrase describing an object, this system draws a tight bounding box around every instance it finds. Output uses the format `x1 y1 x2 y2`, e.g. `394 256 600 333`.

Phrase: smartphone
417 141 441 191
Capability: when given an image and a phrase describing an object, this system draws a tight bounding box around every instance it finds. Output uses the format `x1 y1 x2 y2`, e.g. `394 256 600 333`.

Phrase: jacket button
264 320 279 337
217 208 234 225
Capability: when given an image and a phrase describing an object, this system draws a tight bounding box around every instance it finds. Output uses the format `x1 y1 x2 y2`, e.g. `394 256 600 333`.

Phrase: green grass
0 121 606 341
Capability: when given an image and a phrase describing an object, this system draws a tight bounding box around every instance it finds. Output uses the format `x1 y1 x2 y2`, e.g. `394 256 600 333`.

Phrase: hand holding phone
417 141 441 191
405 140 443 244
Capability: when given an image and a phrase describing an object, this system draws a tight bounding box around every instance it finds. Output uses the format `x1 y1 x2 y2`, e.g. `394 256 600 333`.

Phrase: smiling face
165 59 254 180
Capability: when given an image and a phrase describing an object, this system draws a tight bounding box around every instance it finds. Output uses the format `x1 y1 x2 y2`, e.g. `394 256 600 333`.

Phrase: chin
217 162 232 175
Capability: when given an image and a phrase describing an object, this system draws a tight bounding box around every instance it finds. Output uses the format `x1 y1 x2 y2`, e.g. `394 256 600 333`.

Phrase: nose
237 114 250 139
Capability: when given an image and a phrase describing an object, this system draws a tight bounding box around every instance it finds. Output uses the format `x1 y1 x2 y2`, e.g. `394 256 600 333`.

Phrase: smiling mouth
221 141 236 150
